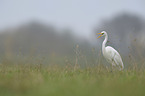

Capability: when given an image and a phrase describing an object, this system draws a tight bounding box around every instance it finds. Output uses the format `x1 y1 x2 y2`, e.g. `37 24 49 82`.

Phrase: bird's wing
105 46 124 69
105 46 118 59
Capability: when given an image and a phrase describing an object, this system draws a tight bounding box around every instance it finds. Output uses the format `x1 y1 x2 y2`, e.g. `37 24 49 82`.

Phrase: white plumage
97 31 124 71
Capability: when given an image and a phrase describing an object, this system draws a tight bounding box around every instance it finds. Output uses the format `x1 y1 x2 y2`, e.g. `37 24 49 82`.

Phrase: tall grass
0 63 145 96
0 40 145 96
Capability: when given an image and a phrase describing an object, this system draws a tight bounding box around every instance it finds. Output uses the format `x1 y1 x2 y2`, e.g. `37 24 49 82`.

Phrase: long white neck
102 34 108 54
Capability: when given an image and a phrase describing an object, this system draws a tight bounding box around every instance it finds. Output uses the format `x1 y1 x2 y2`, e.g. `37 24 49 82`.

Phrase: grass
0 63 145 96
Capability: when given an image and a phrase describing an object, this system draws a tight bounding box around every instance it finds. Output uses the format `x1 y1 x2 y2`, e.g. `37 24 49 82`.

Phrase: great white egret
97 31 124 71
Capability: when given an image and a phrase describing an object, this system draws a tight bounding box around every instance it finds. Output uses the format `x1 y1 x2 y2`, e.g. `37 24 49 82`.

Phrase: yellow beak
97 33 102 39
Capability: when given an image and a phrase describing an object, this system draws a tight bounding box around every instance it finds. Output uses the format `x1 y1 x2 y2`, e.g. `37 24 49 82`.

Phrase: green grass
0 64 145 96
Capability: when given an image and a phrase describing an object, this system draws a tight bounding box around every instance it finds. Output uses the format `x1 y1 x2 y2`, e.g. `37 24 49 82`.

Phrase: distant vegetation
0 13 144 68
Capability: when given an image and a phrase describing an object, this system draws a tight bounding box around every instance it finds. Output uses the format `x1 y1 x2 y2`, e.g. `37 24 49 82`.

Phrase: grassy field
0 63 145 96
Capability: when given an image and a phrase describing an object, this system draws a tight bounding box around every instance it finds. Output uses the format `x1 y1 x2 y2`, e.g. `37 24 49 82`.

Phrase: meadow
0 40 144 96
0 59 145 96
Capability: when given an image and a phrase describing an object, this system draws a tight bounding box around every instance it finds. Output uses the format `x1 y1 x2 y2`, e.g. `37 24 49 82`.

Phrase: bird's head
97 31 107 39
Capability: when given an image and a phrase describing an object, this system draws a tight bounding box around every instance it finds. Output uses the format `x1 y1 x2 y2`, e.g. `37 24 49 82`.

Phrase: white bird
97 31 124 71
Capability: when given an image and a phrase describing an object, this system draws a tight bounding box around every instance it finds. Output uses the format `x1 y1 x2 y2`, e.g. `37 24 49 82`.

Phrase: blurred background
0 0 145 67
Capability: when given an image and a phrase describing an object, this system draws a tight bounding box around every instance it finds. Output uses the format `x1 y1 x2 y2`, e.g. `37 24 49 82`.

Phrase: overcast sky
0 0 145 38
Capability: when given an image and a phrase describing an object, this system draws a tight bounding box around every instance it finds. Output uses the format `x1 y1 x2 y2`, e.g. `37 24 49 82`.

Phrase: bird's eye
102 33 104 35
